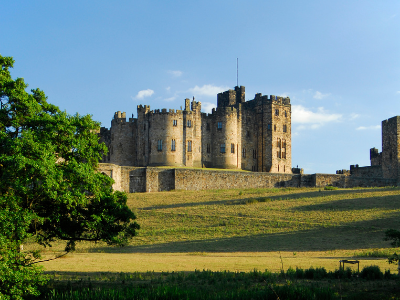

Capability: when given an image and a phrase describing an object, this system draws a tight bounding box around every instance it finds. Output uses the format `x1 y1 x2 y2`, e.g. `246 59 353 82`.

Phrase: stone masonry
337 116 400 185
99 86 292 173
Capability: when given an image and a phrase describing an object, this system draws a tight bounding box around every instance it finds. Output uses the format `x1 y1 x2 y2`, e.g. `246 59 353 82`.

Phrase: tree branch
27 251 69 266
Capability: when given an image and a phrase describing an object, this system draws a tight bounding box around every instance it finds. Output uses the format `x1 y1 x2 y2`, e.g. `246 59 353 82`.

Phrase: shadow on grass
292 193 400 212
139 187 399 211
87 213 400 254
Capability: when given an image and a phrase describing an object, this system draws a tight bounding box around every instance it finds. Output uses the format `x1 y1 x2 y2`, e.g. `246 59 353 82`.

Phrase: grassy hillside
39 187 400 273
124 187 400 253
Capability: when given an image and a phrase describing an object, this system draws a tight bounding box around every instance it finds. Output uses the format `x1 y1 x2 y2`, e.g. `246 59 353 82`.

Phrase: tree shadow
292 193 400 212
139 188 398 211
87 213 400 254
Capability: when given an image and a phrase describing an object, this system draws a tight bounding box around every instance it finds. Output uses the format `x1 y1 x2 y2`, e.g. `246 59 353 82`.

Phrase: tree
0 55 139 299
384 229 400 268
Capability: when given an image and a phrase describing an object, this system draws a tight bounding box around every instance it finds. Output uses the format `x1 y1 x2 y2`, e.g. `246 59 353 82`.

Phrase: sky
1 1 399 174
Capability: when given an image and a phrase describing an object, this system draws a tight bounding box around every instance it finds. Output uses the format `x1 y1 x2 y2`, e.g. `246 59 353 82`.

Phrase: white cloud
350 113 360 120
356 125 381 131
188 84 230 97
396 91 400 94
164 96 176 102
292 105 342 129
313 91 331 100
168 70 183 77
166 86 171 92
202 102 217 114
135 89 154 99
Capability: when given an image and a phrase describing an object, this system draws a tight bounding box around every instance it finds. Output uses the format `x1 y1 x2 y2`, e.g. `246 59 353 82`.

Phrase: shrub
324 185 338 190
295 267 305 279
332 267 353 279
360 265 383 280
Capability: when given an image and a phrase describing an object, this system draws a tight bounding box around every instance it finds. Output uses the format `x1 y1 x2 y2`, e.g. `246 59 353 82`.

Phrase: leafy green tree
0 55 139 299
384 229 400 266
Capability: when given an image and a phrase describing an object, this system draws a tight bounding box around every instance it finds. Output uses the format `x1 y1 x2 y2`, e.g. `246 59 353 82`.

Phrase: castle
97 86 400 193
99 86 292 173
338 116 400 184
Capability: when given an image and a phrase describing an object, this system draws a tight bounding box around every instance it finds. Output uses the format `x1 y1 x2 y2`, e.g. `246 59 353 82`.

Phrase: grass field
39 186 400 275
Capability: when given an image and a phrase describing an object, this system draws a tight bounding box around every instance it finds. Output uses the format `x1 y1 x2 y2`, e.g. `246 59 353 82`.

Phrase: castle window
253 149 257 159
274 125 276 132
171 139 176 151
284 165 286 172
207 144 211 153
282 152 286 159
149 141 151 153
283 140 286 148
231 143 235 153
277 150 281 158
277 138 281 148
188 140 192 152
275 109 279 116
268 124 271 130
283 125 287 133
247 131 250 137
242 148 246 158
206 123 210 131
173 120 177 126
278 165 279 172
144 124 146 130
217 122 222 130
285 111 287 117
187 120 192 127
157 140 163 151
220 143 226 153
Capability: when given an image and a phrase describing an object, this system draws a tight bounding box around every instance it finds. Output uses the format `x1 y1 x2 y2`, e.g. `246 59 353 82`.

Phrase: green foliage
359 266 383 280
324 185 338 190
384 229 400 265
384 229 400 247
0 55 139 298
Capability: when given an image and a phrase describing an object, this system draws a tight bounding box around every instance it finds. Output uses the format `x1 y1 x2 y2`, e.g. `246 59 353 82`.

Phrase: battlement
217 86 245 108
382 116 400 125
253 93 290 105
112 111 136 125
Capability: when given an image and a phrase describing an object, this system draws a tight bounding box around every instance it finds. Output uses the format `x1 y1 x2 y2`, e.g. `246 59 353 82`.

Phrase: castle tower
211 106 239 169
267 96 291 173
381 116 400 179
136 105 150 166
108 111 136 166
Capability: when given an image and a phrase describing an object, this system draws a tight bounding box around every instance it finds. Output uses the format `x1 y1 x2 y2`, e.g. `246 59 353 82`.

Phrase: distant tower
381 116 400 179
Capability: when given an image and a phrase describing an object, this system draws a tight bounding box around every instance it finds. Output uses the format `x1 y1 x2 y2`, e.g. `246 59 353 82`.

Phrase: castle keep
99 86 292 173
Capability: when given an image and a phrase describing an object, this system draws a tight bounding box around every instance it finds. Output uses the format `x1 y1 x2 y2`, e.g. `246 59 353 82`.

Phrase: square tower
381 116 400 179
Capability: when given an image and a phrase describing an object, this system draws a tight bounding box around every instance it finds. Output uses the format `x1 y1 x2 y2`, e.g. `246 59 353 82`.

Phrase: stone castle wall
98 163 396 193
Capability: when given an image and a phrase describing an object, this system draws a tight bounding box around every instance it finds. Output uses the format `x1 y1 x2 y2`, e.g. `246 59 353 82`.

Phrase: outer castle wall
98 164 397 193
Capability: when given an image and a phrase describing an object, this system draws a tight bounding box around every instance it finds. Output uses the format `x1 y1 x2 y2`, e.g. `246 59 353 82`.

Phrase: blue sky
1 1 399 174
